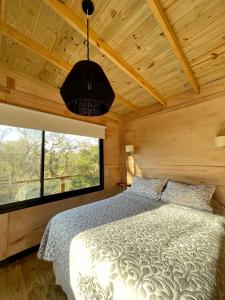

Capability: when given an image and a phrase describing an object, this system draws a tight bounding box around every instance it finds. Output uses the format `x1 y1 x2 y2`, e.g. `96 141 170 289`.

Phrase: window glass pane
44 132 100 195
0 125 41 205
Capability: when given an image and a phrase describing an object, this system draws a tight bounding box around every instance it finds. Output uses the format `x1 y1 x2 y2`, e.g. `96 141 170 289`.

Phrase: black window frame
0 129 104 214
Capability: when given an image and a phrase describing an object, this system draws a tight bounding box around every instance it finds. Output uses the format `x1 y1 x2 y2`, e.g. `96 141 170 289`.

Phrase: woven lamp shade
60 60 115 116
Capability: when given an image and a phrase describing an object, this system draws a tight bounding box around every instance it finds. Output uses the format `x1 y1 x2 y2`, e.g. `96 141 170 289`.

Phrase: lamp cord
87 11 89 61
86 9 91 91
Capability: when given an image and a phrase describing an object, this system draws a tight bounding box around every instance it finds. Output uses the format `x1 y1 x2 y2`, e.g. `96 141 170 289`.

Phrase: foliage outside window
0 125 103 211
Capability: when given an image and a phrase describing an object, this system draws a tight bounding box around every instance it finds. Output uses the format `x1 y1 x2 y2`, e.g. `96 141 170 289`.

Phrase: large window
0 125 103 212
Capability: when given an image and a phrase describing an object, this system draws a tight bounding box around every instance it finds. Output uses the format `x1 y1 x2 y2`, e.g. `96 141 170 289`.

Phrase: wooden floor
0 252 67 300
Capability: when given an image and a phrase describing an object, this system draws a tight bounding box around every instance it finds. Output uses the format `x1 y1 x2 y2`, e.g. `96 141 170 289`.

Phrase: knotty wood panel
124 79 225 206
6 262 28 300
6 184 117 258
0 213 8 259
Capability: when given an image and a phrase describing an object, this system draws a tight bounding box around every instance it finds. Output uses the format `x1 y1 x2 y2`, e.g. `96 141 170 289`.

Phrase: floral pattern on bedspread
38 191 162 261
38 191 225 300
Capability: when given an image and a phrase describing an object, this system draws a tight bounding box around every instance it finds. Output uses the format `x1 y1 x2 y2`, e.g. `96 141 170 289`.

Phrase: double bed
38 185 225 300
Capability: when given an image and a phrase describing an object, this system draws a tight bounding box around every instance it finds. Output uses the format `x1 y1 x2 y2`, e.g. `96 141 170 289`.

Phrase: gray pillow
161 180 215 212
129 176 167 200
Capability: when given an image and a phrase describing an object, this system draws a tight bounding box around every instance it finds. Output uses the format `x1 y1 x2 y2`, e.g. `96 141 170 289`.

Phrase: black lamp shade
60 60 115 116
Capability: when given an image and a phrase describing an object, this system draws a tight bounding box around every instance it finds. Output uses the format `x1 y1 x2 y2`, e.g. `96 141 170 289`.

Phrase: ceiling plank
0 22 139 115
0 21 71 72
42 0 166 106
147 0 199 93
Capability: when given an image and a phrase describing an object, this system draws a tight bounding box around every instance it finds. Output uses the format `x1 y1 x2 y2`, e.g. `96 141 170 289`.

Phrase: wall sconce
214 136 225 148
125 145 134 154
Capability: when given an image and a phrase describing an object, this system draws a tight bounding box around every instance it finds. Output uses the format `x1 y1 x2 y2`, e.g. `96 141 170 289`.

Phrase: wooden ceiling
0 0 225 120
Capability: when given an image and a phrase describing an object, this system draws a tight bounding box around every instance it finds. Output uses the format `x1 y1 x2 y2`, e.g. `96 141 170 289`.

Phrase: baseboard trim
0 245 40 267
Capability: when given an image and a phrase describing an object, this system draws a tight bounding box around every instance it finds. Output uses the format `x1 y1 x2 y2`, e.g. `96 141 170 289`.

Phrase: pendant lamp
60 0 115 116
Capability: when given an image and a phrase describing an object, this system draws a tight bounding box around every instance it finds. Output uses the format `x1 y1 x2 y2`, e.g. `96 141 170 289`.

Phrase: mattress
38 190 225 299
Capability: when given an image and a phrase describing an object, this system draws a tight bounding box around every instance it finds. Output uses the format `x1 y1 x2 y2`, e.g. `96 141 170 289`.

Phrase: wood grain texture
0 0 6 21
0 252 67 300
1 0 225 117
42 0 166 105
0 34 136 116
0 21 72 71
0 0 6 61
0 213 8 260
6 262 28 300
147 0 199 93
124 76 225 122
124 79 225 207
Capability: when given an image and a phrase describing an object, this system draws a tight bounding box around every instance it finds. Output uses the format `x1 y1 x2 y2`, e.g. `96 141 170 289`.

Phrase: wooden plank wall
123 77 225 206
0 68 121 261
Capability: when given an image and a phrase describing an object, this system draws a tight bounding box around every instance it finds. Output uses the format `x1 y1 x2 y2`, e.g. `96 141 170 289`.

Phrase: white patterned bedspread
38 191 225 300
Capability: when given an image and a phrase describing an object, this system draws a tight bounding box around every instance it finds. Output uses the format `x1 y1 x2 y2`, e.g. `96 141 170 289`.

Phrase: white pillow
129 176 167 200
161 181 215 212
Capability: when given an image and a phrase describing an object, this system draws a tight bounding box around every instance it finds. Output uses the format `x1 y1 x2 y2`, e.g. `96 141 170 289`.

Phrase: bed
38 187 225 300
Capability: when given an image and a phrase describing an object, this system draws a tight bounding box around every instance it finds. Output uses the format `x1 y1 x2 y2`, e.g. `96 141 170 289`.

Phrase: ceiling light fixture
60 0 115 116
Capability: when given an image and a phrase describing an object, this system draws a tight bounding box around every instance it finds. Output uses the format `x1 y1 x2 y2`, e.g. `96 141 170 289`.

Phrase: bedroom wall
0 68 122 261
123 77 225 207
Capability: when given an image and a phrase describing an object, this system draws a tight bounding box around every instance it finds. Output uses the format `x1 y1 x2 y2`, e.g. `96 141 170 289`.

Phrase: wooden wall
0 67 122 261
124 77 225 206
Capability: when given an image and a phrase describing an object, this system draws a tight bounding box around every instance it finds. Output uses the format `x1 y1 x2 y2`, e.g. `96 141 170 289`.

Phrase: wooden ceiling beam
0 22 139 116
116 94 141 113
147 0 200 94
123 103 162 122
0 21 71 72
106 111 123 122
42 0 166 106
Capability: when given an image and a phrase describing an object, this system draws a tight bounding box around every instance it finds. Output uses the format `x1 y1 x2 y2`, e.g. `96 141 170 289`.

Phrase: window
0 125 42 205
0 125 104 213
44 131 100 195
